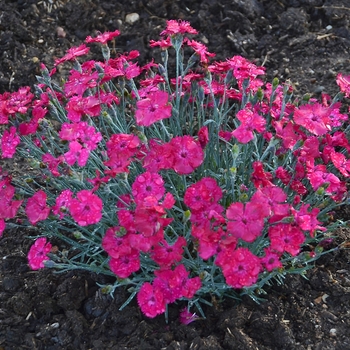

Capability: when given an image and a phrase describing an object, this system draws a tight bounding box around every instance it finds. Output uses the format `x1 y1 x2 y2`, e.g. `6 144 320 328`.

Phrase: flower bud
272 77 279 89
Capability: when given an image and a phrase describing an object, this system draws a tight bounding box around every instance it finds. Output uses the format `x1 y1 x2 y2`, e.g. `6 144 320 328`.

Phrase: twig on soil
315 6 350 11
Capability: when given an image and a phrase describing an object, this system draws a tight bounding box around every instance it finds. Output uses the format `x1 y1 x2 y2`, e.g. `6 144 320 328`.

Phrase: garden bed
1 1 350 349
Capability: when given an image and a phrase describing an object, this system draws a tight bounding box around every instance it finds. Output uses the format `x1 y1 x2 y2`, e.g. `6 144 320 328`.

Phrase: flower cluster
0 19 349 320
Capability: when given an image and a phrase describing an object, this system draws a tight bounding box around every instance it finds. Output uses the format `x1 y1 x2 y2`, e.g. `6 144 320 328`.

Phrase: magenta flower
226 201 267 243
64 70 99 97
150 237 186 268
85 29 120 45
64 141 90 167
179 308 200 325
184 177 222 211
54 43 90 66
102 227 132 259
153 264 201 303
106 133 140 159
19 106 47 135
216 247 261 289
330 151 350 177
0 178 23 220
69 190 103 226
137 282 166 318
66 95 101 122
1 126 20 158
42 153 64 177
160 19 198 36
185 39 215 63
131 171 165 205
307 165 341 193
28 237 52 270
25 190 50 225
336 72 350 97
135 90 172 127
52 189 73 219
261 248 282 272
142 139 174 172
169 136 204 174
268 223 305 256
293 103 331 136
231 108 266 144
109 250 140 278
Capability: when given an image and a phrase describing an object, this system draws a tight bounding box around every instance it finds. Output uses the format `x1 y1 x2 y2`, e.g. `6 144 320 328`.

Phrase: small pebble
125 13 139 25
56 26 66 38
38 39 44 44
329 328 337 337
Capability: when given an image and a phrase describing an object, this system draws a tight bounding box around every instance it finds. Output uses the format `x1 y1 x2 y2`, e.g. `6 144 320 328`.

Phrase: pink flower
66 95 101 122
142 139 174 172
109 250 140 278
19 106 48 135
85 29 120 45
179 308 200 325
226 201 267 243
292 204 326 237
42 153 63 177
1 126 20 158
184 177 222 211
131 171 165 205
64 70 99 97
336 73 350 97
137 282 166 318
198 126 209 148
134 204 172 238
0 179 23 219
307 165 341 193
251 186 290 222
216 247 261 289
64 141 90 167
251 161 273 188
160 20 198 36
261 248 282 272
135 90 172 127
185 39 215 63
154 264 201 303
54 44 90 66
293 103 331 136
151 237 186 268
268 223 305 256
169 136 204 174
274 120 302 150
28 237 52 270
25 190 50 225
102 227 133 259
69 190 103 226
330 151 350 177
149 37 172 49
227 56 265 82
4 86 34 115
106 133 140 159
231 108 266 143
52 189 73 219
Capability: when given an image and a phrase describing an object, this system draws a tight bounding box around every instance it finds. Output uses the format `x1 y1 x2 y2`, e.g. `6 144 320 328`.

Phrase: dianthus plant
1 20 349 320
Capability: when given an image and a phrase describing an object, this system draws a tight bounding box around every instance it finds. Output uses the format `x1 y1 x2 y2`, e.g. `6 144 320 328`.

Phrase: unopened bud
73 231 83 239
272 77 279 89
239 193 249 202
184 210 191 221
256 87 264 101
316 186 325 196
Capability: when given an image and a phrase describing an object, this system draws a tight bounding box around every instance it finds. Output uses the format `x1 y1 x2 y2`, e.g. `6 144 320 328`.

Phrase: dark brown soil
1 0 350 349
